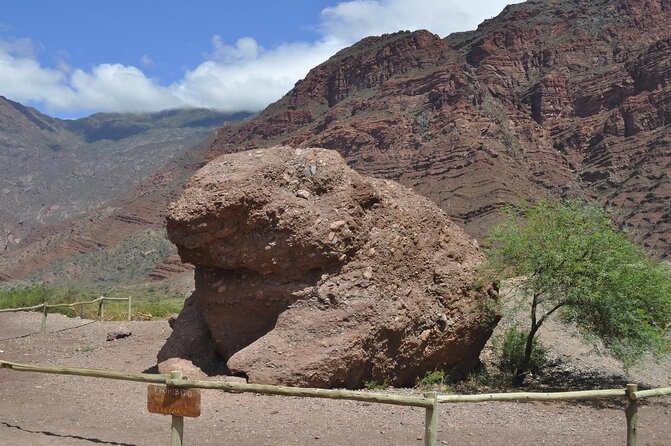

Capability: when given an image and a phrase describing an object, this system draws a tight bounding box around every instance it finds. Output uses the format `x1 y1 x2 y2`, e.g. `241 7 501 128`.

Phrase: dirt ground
1 312 669 446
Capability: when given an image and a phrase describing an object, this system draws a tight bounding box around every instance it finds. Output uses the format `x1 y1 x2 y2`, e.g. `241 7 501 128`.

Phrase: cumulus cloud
211 36 262 63
0 45 178 113
320 0 517 42
172 38 343 112
0 0 521 115
0 44 73 106
69 64 179 112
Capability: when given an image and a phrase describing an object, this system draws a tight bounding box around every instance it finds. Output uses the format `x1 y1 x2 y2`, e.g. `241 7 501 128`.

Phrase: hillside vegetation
0 284 184 320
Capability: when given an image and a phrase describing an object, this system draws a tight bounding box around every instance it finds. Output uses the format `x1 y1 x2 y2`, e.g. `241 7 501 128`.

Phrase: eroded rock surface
158 146 498 388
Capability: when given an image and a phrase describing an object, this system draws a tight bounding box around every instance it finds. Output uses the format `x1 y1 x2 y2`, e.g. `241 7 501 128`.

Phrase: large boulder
158 146 498 388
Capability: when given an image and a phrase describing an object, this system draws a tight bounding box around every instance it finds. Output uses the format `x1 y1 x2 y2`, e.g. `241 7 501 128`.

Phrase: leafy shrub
498 326 547 375
418 369 450 391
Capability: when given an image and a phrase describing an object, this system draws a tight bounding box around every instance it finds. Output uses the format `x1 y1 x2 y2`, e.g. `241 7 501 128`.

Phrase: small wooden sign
147 384 201 418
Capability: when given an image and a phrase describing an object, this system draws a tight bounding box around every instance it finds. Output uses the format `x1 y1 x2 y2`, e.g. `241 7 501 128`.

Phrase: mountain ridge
1 0 669 286
208 0 670 255
0 95 250 255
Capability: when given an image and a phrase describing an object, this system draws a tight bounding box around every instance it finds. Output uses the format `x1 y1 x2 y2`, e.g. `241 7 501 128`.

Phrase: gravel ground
0 312 669 445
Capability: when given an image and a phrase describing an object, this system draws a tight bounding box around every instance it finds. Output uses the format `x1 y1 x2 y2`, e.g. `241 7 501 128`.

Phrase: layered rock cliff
208 0 670 257
2 0 669 284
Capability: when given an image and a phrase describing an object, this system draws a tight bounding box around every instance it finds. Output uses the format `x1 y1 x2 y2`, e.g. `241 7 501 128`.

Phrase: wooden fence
0 296 132 331
0 359 670 445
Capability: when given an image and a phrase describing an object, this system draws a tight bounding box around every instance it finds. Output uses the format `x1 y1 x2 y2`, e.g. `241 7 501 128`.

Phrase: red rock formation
207 0 671 258
159 146 498 387
147 255 195 282
2 0 669 284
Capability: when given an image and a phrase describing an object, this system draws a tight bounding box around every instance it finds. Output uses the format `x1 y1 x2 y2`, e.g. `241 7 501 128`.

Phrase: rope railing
1 359 670 446
0 296 132 331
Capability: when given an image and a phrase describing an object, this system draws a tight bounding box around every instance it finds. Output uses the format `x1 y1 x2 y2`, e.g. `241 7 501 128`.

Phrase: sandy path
1 312 669 445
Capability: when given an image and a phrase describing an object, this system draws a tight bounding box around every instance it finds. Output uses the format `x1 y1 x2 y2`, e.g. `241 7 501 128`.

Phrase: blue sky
0 0 520 118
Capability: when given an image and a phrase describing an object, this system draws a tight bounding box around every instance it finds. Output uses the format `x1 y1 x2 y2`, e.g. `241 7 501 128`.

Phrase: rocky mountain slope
1 0 669 285
209 0 670 256
0 96 249 253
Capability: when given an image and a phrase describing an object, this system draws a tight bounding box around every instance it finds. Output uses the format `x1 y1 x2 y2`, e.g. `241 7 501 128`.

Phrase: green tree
483 199 671 385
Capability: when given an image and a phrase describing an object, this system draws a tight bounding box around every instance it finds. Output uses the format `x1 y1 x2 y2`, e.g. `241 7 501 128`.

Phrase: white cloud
0 46 73 106
211 36 262 63
172 38 344 112
0 44 178 113
69 64 179 112
320 0 518 42
0 0 522 115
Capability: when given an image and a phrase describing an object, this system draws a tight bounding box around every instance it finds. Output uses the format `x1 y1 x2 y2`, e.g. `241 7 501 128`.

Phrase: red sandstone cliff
2 0 669 283
208 0 671 257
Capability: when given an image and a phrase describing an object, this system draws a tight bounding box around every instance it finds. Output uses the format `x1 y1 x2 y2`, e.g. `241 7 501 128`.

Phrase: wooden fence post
40 303 48 333
424 391 438 446
127 296 132 321
625 383 638 446
97 297 105 320
170 371 184 446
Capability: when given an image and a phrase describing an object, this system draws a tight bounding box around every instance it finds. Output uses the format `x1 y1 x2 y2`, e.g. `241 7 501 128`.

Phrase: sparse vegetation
474 295 500 328
0 284 184 320
483 199 671 385
463 367 492 389
498 326 548 377
418 370 450 391
363 380 390 391
25 229 177 286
